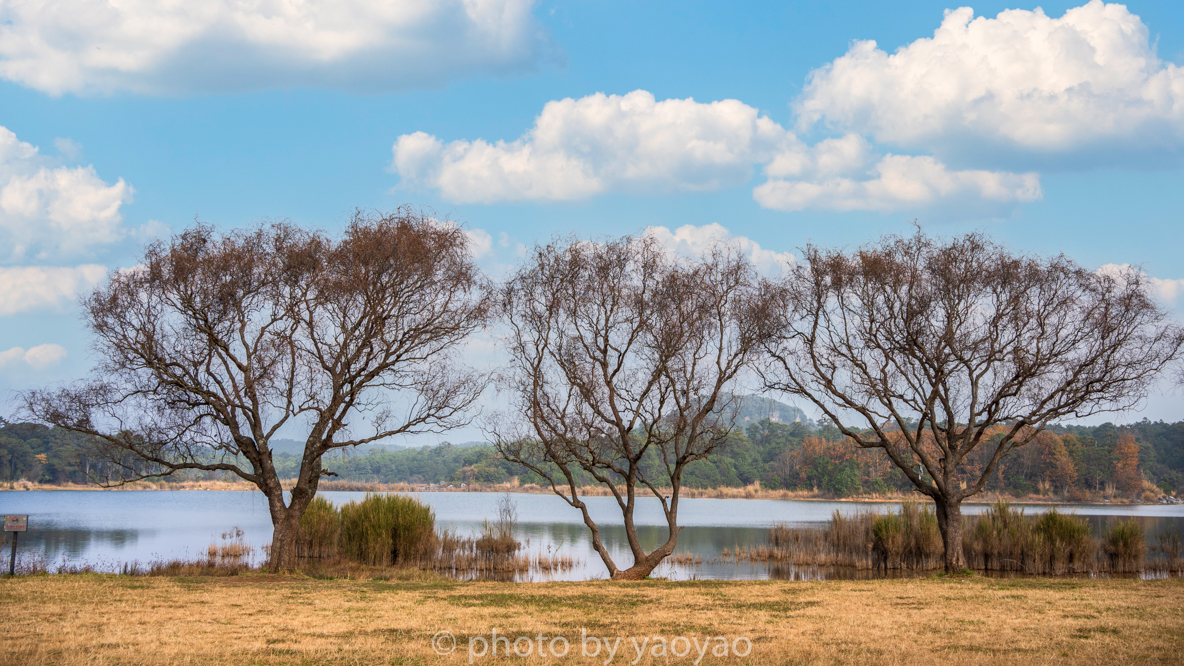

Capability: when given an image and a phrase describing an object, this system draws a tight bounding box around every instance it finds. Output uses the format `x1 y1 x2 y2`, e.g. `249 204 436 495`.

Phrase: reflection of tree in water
19 528 140 560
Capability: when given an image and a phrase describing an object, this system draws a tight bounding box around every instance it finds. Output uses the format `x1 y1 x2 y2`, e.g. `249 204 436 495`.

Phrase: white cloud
1 126 132 259
0 264 107 315
755 152 1041 213
0 344 68 371
395 90 1042 214
645 223 794 275
1097 263 1184 303
795 2 1184 161
464 228 494 259
0 0 552 96
393 90 796 203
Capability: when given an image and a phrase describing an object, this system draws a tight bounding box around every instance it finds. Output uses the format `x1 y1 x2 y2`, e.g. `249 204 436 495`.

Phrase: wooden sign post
4 515 27 576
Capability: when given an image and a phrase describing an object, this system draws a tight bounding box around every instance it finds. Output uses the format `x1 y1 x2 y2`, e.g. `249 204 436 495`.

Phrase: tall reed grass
758 502 1162 575
297 496 342 559
964 503 1095 574
757 504 942 570
1103 519 1145 573
340 494 437 566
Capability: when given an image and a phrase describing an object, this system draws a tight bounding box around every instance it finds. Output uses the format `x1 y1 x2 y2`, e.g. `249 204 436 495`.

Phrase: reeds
1154 529 1182 573
297 496 342 559
964 503 1095 574
285 492 575 579
750 504 941 570
1103 519 1145 573
871 502 943 570
757 502 1163 575
340 493 437 566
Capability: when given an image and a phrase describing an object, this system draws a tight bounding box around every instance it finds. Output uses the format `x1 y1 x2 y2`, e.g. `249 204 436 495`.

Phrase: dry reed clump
428 495 577 578
964 502 1096 574
745 504 941 570
871 502 943 570
296 496 341 559
1103 519 1146 573
205 527 253 563
1155 528 1182 573
340 493 436 566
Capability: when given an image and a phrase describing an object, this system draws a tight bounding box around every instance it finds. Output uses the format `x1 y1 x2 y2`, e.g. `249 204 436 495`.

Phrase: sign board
4 515 27 532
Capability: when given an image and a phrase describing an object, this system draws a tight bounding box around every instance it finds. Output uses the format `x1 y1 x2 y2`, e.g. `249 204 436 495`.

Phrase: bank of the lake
1 479 1163 506
1 574 1182 665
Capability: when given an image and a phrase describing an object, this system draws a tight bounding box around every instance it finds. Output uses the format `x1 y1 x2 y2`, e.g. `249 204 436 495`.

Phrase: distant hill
727 395 811 428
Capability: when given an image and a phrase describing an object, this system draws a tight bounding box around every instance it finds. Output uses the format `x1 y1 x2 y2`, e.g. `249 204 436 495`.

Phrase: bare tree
25 209 490 571
492 235 767 580
759 231 1183 571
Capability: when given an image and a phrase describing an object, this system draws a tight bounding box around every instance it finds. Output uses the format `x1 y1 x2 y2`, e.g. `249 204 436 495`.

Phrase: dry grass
1 574 1182 665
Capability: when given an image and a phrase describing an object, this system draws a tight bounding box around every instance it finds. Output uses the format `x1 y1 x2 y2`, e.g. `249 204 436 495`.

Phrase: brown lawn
1 573 1182 665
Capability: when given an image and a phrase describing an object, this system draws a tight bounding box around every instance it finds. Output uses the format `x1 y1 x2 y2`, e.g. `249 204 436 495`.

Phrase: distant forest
3 397 1182 499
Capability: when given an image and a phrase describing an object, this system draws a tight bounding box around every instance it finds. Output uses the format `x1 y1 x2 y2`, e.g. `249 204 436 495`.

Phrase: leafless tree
25 209 490 571
759 231 1183 571
492 235 768 580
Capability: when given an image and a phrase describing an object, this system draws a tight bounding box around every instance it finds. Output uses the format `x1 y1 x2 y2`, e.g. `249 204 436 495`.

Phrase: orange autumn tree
1037 431 1078 491
1112 432 1142 495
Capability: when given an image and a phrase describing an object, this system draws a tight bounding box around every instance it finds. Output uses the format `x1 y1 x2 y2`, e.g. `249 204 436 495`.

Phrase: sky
1 0 1183 441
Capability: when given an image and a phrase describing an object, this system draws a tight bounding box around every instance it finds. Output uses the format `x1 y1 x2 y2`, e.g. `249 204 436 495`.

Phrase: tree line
18 210 1184 575
5 415 1180 502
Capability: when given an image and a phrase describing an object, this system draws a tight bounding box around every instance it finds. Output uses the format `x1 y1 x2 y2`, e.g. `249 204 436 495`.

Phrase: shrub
340 494 436 566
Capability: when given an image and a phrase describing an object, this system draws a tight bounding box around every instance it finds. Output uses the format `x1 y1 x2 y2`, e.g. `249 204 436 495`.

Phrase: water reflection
33 528 142 560
2 490 1182 580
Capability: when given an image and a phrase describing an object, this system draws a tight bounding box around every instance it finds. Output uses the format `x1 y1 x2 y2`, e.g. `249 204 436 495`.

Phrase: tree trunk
268 508 301 572
610 546 674 580
934 498 967 573
609 525 679 581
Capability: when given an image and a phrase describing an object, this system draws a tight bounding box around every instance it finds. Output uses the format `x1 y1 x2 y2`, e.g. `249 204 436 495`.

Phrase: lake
2 490 1182 580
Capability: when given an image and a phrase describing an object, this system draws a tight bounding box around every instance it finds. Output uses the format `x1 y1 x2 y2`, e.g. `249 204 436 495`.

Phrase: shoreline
0 478 1154 506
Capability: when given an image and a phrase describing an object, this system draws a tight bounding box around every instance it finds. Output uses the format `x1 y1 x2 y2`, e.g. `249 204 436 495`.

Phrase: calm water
2 490 1182 580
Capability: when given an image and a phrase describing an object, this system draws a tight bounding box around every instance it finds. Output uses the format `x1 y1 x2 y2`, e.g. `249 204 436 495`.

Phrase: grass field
1 573 1182 665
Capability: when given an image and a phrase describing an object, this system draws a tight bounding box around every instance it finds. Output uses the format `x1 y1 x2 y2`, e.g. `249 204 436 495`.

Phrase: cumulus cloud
755 149 1041 213
795 1 1184 163
645 223 794 275
0 344 68 371
1097 264 1184 303
394 91 1040 215
0 264 107 315
393 90 796 203
1 126 132 259
0 0 552 96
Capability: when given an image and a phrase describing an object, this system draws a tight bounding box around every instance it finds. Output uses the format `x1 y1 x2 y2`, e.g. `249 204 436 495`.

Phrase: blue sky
1 0 1182 435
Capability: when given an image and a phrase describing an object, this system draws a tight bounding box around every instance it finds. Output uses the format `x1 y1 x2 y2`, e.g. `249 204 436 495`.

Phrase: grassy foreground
1 574 1182 665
